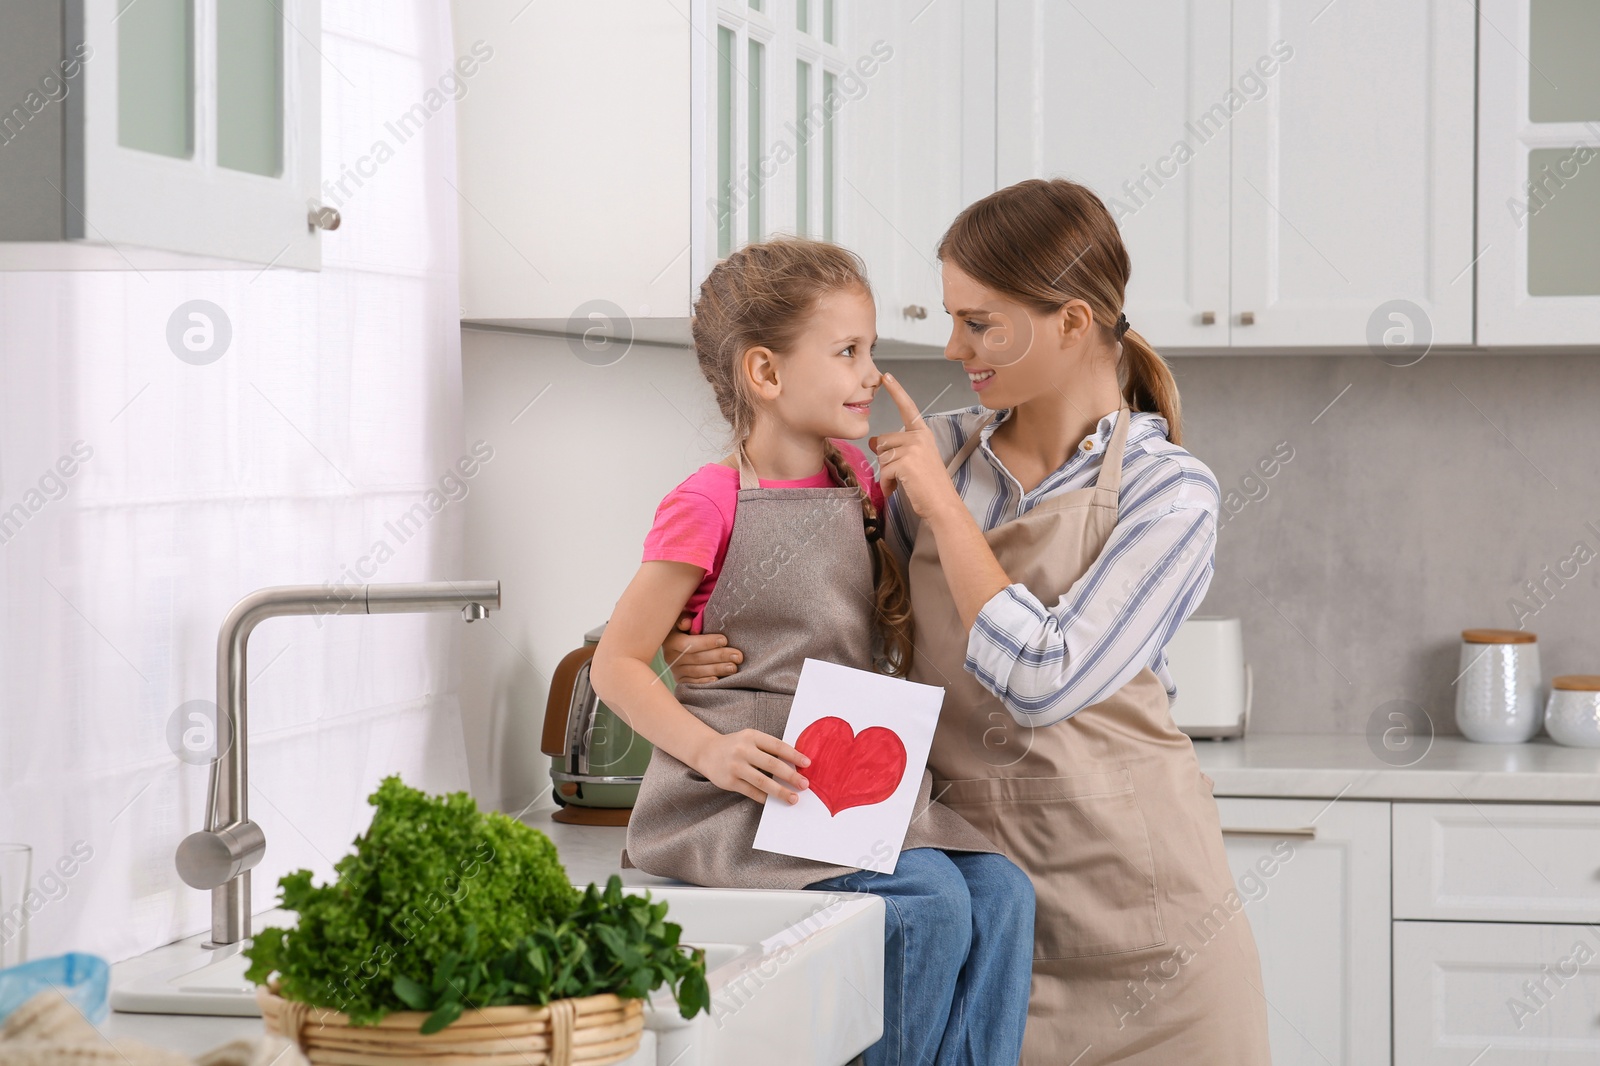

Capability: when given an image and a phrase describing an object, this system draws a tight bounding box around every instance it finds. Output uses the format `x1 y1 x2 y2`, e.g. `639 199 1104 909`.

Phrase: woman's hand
869 373 963 521
693 729 811 805
661 614 743 684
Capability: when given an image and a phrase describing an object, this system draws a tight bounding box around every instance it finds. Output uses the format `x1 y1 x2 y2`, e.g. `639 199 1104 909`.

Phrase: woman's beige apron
623 449 1000 889
909 407 1271 1065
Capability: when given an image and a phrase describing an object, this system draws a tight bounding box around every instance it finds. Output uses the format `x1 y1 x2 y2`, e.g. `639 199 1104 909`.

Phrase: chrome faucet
175 581 501 946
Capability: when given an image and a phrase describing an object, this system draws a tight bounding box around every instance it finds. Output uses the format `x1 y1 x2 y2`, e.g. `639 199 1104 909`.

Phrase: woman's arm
591 561 809 805
960 499 1217 727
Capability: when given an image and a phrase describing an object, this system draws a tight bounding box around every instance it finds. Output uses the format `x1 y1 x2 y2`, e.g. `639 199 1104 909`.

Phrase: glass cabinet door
86 0 320 269
1477 0 1600 344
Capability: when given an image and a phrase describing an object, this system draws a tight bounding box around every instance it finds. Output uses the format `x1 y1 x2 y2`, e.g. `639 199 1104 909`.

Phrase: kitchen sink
111 885 883 1066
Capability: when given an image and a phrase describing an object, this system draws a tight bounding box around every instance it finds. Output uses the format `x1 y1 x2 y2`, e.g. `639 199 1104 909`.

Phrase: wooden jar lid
1553 675 1600 691
1461 628 1537 644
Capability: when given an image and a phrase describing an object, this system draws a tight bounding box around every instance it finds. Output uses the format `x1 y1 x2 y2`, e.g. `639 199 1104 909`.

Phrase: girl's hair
690 238 914 677
936 178 1185 444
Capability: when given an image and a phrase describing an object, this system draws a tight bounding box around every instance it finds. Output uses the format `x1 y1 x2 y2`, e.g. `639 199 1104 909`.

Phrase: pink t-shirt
642 441 885 633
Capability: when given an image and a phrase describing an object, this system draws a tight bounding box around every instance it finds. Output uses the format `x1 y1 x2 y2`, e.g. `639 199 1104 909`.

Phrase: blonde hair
937 178 1185 444
690 238 914 676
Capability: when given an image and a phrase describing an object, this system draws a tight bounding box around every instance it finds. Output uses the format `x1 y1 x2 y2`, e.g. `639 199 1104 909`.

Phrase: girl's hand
869 373 962 521
694 729 812 805
662 614 743 684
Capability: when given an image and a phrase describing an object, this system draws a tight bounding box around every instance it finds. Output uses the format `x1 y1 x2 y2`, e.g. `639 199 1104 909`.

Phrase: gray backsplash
875 354 1600 737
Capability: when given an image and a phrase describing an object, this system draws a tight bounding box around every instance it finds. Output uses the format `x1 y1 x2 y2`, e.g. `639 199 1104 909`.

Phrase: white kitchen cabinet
1477 0 1600 345
1394 921 1600 1064
1394 801 1600 923
848 0 995 351
995 0 1233 349
0 0 326 270
1216 797 1391 1066
454 0 889 342
995 0 1475 351
1229 0 1476 349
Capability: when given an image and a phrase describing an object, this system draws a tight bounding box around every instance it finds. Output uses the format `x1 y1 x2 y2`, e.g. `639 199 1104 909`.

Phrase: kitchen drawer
1394 921 1600 1064
1393 803 1600 922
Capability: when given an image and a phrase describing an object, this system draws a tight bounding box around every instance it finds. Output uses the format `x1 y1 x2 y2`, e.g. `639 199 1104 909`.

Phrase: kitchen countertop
1193 732 1600 802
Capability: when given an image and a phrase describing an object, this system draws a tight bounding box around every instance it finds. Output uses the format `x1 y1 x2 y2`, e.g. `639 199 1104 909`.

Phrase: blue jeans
805 847 1035 1066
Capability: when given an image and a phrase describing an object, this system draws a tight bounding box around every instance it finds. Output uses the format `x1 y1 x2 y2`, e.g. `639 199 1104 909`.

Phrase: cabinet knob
308 205 342 232
902 304 928 320
1239 311 1256 326
1200 311 1216 325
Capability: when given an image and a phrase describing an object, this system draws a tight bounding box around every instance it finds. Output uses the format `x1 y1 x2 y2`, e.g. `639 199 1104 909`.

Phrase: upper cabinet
996 0 1476 352
452 0 983 349
1477 0 1600 346
0 0 327 270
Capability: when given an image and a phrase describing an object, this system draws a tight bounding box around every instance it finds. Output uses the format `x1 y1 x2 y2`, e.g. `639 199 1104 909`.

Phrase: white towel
0 990 308 1066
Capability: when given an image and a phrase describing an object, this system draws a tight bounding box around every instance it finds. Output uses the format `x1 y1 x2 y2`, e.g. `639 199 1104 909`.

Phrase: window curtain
0 1 472 963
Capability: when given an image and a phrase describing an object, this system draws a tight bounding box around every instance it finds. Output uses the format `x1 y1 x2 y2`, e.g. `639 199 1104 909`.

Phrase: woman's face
940 262 1091 410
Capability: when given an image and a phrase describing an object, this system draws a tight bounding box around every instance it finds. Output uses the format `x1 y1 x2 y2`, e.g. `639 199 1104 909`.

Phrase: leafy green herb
243 776 708 1029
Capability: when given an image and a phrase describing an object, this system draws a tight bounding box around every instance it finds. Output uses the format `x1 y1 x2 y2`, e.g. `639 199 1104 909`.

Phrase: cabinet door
995 0 1232 349
86 0 324 268
1230 0 1475 348
1477 0 1600 345
848 0 994 351
1394 921 1600 1064
1216 797 1391 1066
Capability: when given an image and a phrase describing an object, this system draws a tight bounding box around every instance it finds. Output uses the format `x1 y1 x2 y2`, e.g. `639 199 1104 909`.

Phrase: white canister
1544 675 1600 748
1454 628 1542 743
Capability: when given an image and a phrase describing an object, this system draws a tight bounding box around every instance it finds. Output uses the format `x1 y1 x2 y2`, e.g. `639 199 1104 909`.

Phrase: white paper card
752 657 945 874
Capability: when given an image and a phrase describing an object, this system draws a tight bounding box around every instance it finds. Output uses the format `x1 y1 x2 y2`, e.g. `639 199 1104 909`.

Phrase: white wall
458 329 733 812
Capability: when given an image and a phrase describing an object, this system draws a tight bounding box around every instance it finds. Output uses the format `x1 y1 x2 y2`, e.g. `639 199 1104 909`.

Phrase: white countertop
1194 732 1600 802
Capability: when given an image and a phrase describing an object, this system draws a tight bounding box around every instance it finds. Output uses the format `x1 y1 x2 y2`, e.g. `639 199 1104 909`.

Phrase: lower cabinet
1215 797 1392 1066
1393 921 1600 1064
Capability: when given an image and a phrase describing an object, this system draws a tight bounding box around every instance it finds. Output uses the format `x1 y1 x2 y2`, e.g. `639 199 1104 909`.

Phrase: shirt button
1080 440 1094 451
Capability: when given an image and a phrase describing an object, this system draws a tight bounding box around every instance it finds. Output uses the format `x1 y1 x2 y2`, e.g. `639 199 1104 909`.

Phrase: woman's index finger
881 373 924 429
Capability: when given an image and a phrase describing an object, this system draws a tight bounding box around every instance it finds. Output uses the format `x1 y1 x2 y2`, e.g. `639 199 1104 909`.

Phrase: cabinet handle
1221 826 1317 839
1200 311 1216 325
308 205 342 232
902 304 928 320
1239 311 1256 326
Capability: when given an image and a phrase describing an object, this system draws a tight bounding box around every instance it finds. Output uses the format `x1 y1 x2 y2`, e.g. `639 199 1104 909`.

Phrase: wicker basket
257 981 645 1066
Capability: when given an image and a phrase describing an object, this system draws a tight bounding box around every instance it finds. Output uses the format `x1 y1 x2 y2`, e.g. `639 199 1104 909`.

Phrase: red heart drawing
794 716 908 817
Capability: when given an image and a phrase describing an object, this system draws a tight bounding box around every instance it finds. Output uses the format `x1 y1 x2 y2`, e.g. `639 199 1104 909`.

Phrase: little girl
591 238 1034 1066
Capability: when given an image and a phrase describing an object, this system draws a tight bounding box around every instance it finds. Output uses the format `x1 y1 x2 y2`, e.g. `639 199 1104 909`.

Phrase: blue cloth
0 953 109 1024
805 848 1034 1066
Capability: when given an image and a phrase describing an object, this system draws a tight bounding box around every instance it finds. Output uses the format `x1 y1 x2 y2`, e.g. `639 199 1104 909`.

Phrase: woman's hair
936 178 1185 444
690 237 915 676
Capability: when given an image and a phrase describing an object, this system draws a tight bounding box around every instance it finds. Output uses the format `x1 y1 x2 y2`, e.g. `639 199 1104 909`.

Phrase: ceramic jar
1543 675 1600 748
1454 628 1542 743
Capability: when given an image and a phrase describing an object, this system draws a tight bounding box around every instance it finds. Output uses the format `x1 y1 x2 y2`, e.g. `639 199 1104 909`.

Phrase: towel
0 989 309 1066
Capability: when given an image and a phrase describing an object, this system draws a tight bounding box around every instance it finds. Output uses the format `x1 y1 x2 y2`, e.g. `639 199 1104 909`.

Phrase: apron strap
1096 405 1133 495
944 414 996 476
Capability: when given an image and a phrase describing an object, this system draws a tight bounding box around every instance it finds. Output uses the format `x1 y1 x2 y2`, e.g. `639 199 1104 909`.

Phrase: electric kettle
541 622 663 825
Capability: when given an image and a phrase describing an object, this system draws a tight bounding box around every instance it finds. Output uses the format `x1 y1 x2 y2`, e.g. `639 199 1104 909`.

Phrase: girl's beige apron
909 407 1271 1065
623 451 1000 889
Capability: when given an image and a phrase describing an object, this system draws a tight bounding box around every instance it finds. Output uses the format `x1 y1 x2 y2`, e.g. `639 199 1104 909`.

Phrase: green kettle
541 622 663 825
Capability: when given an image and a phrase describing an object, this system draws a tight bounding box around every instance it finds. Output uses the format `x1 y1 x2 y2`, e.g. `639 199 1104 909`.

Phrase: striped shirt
885 404 1220 728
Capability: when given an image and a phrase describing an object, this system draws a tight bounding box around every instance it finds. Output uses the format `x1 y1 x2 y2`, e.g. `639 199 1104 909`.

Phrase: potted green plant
244 777 708 1065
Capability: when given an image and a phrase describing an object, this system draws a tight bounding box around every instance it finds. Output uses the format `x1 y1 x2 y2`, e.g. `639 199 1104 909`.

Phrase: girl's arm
591 560 810 805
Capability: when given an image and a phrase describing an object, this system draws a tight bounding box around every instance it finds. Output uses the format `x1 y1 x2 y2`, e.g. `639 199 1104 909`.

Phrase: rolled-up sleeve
966 490 1218 728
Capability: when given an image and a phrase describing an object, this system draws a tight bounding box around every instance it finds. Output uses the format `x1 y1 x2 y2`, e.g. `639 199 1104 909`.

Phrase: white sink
111 886 882 1066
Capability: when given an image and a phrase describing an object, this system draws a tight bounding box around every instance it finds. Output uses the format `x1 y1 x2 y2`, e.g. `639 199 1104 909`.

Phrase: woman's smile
967 367 997 391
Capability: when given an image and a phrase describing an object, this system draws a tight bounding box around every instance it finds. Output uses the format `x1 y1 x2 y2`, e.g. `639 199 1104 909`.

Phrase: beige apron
622 448 1000 889
909 407 1271 1065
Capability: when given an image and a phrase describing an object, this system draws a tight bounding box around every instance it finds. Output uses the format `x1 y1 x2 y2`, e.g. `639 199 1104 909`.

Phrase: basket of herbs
244 776 708 1065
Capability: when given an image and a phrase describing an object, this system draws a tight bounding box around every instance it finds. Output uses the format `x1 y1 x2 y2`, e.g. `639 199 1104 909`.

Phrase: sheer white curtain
0 2 473 962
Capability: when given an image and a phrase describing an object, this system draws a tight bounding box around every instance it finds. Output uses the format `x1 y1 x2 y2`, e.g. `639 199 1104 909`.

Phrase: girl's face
941 261 1092 409
757 285 882 440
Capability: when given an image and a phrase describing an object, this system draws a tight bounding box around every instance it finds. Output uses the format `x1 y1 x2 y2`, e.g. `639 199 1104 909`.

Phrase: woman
664 178 1270 1064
